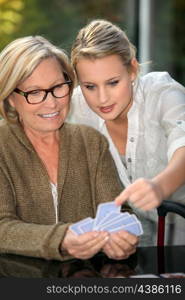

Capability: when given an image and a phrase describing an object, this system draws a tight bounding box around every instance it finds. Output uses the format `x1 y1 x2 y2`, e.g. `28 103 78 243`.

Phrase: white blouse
50 182 58 223
67 72 185 246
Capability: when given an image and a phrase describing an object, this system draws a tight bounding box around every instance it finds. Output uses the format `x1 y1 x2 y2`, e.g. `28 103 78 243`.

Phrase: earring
131 81 135 86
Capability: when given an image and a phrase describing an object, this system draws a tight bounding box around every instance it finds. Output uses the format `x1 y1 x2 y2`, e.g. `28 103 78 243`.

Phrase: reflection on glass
0 252 137 278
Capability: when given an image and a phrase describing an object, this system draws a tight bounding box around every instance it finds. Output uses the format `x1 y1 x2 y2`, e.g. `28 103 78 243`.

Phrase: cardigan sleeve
0 166 73 261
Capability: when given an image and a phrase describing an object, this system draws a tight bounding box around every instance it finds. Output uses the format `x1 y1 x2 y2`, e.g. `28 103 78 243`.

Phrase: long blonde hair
0 35 75 122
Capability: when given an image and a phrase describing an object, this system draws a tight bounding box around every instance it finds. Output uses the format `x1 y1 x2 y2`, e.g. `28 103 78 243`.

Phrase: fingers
115 178 163 210
111 231 139 248
63 230 110 260
77 232 109 259
62 226 139 261
102 231 138 260
115 189 130 206
133 194 160 210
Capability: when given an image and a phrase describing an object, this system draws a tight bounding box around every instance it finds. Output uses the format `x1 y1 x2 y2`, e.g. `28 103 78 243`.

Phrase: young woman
68 19 185 246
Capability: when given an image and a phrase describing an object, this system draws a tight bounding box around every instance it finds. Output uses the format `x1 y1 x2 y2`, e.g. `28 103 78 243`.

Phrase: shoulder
0 120 12 140
140 72 184 91
0 121 18 162
137 72 185 105
142 71 174 84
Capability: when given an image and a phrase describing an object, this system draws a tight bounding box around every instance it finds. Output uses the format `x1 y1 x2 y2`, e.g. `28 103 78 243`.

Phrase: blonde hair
0 35 75 122
71 19 138 72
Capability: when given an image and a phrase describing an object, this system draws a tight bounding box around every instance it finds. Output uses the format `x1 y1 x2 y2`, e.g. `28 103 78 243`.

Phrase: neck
120 96 133 120
24 127 59 147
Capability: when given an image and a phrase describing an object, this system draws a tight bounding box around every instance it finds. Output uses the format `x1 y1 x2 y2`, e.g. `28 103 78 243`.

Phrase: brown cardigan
0 121 130 261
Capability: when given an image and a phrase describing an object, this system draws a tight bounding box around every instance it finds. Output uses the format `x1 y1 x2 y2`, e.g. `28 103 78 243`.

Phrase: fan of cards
69 201 143 236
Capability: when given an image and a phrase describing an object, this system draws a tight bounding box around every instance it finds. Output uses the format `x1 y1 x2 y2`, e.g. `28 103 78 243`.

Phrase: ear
8 95 16 108
130 58 138 81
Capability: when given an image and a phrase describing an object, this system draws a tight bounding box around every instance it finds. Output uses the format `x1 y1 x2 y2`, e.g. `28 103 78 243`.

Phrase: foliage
0 0 184 84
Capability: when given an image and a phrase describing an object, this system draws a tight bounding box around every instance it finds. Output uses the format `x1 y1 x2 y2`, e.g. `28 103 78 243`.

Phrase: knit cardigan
0 121 129 261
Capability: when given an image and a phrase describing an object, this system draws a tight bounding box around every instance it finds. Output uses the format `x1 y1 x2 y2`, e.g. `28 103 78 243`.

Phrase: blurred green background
0 0 185 84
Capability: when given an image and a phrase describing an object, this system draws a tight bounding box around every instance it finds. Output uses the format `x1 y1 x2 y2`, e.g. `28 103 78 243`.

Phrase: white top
119 154 127 169
50 182 58 223
67 72 185 245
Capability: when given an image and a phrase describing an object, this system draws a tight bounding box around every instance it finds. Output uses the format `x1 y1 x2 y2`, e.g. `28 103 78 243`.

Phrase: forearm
152 147 185 199
0 217 71 261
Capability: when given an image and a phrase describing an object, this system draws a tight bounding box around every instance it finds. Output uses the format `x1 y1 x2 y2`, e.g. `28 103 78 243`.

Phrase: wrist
152 177 168 201
59 242 69 257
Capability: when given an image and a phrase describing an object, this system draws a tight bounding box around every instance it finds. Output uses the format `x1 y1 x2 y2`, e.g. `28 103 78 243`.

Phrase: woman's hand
115 178 164 210
102 230 138 260
61 229 109 260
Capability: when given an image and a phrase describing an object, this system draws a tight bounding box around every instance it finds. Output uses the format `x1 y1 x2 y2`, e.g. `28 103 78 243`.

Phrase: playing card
80 218 94 233
93 201 120 229
69 201 143 237
96 211 130 230
100 214 137 232
104 221 142 235
122 221 143 236
69 217 94 235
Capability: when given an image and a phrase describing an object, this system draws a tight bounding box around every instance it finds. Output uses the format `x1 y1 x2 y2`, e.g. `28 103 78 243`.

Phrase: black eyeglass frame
14 80 72 104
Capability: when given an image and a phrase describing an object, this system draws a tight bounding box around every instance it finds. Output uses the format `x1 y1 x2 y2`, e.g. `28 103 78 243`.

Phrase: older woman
0 36 138 261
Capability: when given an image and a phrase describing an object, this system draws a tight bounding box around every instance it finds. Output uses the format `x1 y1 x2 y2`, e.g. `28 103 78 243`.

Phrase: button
129 175 132 181
127 158 132 163
130 137 134 142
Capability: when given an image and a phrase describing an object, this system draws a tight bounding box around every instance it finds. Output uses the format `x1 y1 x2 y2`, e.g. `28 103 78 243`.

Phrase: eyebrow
80 76 121 85
80 81 94 85
106 76 120 82
20 78 65 91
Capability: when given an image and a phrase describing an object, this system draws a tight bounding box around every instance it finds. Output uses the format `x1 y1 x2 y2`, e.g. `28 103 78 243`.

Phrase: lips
99 104 115 113
38 111 59 118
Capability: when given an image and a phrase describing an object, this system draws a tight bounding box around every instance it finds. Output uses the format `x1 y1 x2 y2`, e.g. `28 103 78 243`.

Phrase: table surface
0 246 185 278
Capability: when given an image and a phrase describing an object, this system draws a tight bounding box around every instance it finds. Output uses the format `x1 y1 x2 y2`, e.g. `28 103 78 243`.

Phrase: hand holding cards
69 201 143 236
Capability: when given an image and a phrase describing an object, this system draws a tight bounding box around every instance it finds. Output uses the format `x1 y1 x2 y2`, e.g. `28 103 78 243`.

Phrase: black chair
157 200 185 274
157 200 185 247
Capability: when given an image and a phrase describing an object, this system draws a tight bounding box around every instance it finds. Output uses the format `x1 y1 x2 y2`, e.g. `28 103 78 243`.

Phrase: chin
99 113 118 121
37 124 62 134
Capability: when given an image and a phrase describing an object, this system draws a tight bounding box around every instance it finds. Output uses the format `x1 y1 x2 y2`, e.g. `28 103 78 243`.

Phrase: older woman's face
9 57 70 136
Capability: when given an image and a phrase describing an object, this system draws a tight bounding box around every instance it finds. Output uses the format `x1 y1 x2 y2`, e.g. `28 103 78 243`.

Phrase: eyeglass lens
27 83 70 104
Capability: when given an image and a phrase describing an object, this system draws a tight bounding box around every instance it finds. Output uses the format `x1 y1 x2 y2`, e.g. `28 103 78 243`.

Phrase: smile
38 111 60 118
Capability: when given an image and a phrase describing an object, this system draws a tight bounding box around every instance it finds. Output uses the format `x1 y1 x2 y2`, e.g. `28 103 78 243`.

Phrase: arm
153 146 185 203
0 165 110 261
0 166 72 261
115 79 185 210
115 147 185 210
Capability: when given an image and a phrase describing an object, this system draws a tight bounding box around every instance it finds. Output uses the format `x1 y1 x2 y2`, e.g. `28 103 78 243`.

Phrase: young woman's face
76 54 137 121
9 57 70 136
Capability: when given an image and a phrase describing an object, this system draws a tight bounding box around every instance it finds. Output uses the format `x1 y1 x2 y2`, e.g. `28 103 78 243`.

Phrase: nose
98 87 109 104
44 91 58 108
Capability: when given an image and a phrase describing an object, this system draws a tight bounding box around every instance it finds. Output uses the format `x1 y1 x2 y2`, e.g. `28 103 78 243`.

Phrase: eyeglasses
14 81 72 104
